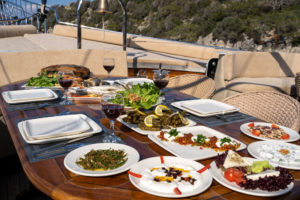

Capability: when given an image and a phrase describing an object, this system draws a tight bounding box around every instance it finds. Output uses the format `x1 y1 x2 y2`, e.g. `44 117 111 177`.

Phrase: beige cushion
226 77 295 95
53 24 221 60
0 49 127 87
129 35 220 60
0 25 37 38
53 24 124 46
213 51 300 100
230 52 300 79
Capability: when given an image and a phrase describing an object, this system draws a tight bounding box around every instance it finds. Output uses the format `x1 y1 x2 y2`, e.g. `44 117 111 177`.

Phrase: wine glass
153 70 169 100
103 58 115 79
137 70 148 79
101 93 124 143
57 70 74 105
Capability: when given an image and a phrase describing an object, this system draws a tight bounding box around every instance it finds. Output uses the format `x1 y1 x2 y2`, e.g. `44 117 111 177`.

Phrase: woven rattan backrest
223 91 300 132
295 72 300 100
168 74 215 99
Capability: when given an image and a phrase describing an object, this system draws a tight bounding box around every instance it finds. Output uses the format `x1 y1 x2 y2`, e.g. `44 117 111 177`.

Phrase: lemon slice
178 113 189 125
154 105 170 116
136 108 146 115
144 114 158 127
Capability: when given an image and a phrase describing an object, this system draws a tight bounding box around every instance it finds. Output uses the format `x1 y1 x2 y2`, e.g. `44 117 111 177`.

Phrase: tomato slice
233 169 244 178
224 168 245 183
281 133 290 140
224 168 236 182
173 187 182 195
252 130 261 136
272 124 279 129
235 177 246 185
248 122 255 127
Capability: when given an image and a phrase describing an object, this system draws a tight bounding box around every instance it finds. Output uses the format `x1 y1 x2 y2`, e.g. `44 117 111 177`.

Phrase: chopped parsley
220 137 231 146
168 129 179 137
193 134 207 144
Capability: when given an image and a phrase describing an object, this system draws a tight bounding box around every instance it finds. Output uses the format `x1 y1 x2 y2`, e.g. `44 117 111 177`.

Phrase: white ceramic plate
68 96 101 101
22 84 61 90
86 85 124 95
64 143 140 177
248 141 300 170
148 126 246 160
18 114 102 144
2 89 58 104
116 78 153 85
117 115 196 135
128 156 212 198
23 114 91 140
102 78 153 86
210 157 294 197
171 99 239 117
240 122 300 142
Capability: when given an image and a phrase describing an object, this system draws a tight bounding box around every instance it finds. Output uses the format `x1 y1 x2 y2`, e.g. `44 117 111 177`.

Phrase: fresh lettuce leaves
111 83 161 109
26 72 59 87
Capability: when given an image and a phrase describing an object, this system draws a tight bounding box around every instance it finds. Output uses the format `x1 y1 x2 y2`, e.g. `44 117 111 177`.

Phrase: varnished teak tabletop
0 81 299 200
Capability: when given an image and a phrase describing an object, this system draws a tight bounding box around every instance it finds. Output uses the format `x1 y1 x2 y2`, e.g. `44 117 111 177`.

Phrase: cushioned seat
213 51 300 100
226 77 296 95
0 25 37 38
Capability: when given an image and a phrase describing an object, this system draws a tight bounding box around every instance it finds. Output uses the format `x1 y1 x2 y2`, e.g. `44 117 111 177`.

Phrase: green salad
111 82 161 109
26 72 59 87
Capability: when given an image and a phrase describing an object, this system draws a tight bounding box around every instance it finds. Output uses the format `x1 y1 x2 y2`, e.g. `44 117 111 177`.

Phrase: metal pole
117 0 127 51
77 0 83 49
41 0 47 33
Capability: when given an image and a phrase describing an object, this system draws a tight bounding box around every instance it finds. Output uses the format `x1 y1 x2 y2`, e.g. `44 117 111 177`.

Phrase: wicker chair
295 72 300 101
223 91 300 132
167 74 215 99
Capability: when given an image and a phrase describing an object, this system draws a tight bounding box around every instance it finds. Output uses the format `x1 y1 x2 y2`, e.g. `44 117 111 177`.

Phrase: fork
32 135 90 155
33 142 88 158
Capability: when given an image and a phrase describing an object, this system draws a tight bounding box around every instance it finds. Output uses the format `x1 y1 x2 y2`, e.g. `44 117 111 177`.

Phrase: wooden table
0 81 299 200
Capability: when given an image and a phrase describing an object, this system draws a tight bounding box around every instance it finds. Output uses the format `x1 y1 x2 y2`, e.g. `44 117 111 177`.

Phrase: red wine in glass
103 58 115 78
102 104 124 120
104 65 114 73
58 79 73 90
154 79 169 90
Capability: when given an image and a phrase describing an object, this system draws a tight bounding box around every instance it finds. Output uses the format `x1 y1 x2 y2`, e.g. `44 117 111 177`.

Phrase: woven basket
223 91 300 132
168 74 215 99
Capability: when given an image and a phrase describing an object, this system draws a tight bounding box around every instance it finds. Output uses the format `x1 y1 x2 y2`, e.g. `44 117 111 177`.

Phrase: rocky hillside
47 0 300 53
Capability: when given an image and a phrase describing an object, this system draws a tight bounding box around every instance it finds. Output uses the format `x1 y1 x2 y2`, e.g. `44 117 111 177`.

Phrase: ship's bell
95 0 112 14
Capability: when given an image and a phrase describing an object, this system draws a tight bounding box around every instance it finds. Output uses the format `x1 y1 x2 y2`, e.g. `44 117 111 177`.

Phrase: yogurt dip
257 144 300 166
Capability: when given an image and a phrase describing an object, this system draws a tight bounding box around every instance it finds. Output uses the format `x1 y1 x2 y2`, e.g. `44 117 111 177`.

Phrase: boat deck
0 33 207 73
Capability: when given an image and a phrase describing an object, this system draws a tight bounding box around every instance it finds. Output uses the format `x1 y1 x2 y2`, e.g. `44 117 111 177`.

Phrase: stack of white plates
103 78 153 86
116 78 153 85
2 89 58 104
171 99 239 117
18 114 102 144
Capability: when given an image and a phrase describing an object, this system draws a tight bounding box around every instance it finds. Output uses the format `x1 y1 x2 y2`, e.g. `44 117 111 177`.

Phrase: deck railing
0 0 59 33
